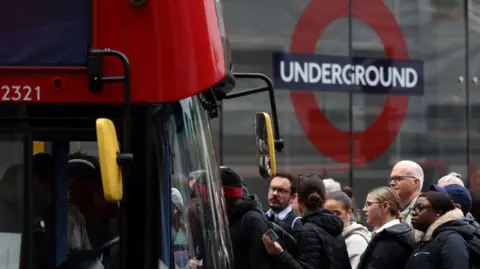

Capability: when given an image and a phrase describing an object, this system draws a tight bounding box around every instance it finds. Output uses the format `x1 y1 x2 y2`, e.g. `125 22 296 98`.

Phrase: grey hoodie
342 222 371 269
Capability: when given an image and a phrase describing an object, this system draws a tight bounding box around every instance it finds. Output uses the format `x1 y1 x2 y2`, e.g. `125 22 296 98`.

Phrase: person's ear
346 209 353 221
290 193 298 203
382 201 390 213
414 178 421 188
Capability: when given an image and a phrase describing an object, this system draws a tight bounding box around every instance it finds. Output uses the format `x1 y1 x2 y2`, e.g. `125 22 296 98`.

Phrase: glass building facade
213 0 480 207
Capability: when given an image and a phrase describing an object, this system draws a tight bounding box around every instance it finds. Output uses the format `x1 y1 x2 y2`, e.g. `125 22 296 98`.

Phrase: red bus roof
0 0 226 103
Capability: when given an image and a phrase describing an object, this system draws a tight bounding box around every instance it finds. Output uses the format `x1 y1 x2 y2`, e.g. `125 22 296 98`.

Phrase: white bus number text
1 85 40 101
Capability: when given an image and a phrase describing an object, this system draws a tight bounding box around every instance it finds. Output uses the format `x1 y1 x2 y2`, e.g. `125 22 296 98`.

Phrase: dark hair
420 191 455 215
33 153 54 179
271 172 298 194
69 152 100 167
68 152 101 183
327 191 353 211
343 186 354 198
298 174 323 181
297 174 326 211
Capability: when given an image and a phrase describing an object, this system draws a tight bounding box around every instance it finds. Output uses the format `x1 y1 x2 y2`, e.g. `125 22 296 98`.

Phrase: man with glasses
390 160 424 242
264 173 302 233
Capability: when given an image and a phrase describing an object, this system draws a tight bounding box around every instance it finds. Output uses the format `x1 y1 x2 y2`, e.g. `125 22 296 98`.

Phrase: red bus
0 1 282 268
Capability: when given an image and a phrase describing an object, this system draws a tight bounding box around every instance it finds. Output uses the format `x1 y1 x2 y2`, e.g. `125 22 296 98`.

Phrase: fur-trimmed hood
422 208 467 241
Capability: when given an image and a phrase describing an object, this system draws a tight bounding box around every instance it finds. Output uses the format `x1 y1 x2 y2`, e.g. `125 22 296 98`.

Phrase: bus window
152 97 233 269
0 138 24 269
67 144 120 262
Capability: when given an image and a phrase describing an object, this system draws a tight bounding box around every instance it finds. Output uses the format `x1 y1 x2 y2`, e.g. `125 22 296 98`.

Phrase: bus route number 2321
1 85 41 102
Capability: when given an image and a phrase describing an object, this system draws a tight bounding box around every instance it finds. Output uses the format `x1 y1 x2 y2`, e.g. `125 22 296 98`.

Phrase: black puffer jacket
228 195 273 269
357 221 415 269
276 209 352 269
404 208 471 269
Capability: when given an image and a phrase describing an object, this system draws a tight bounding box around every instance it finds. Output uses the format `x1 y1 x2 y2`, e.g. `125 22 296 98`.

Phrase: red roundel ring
289 0 410 167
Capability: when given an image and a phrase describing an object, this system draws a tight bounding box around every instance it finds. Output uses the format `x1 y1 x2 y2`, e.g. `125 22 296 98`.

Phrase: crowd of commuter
220 160 480 269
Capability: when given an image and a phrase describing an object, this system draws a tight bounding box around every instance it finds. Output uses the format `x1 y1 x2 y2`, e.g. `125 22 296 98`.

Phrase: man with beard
264 173 302 234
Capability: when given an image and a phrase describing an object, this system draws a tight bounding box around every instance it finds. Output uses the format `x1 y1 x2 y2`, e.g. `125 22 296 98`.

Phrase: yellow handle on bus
33 141 45 154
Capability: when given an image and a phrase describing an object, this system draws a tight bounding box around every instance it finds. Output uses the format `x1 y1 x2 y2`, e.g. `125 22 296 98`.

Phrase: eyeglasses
330 210 342 216
268 186 290 195
363 200 381 210
412 204 433 214
389 175 416 184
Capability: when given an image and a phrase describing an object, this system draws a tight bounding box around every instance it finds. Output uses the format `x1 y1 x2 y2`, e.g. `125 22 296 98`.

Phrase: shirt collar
375 219 400 234
400 194 420 214
266 205 293 220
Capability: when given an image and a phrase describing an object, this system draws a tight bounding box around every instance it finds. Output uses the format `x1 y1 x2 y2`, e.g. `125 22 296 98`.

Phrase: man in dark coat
264 173 302 235
221 166 273 269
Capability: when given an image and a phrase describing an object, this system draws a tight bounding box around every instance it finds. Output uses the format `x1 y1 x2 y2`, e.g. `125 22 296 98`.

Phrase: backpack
432 229 480 269
460 229 480 269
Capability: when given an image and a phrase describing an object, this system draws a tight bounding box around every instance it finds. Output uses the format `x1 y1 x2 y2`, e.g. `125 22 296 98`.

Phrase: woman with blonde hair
357 187 416 269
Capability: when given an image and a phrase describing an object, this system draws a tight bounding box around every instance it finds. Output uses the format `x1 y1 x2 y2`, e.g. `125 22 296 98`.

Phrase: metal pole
52 140 69 267
219 104 224 165
22 135 33 269
348 0 354 188
465 0 471 186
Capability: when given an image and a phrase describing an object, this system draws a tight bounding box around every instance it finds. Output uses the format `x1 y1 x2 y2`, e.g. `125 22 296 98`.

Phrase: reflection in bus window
0 139 23 269
0 164 23 233
152 96 233 269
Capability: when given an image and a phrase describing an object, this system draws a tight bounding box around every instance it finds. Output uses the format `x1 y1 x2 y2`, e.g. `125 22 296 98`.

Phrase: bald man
390 160 424 242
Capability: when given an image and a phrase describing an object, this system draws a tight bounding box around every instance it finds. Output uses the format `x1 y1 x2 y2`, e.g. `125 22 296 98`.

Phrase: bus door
0 104 122 269
22 104 156 269
31 140 120 269
20 139 71 269
0 133 63 269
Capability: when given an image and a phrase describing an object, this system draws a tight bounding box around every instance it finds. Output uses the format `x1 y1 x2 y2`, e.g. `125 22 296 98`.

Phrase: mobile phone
264 229 279 242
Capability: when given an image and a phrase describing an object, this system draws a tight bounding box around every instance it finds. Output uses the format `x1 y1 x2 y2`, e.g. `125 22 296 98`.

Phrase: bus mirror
96 118 123 202
254 112 276 179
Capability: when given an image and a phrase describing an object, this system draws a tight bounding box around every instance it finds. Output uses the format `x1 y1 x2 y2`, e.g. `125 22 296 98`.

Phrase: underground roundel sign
274 0 424 167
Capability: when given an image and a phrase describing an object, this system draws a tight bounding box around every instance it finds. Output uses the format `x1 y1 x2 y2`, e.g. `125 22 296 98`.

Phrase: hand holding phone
264 229 279 242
